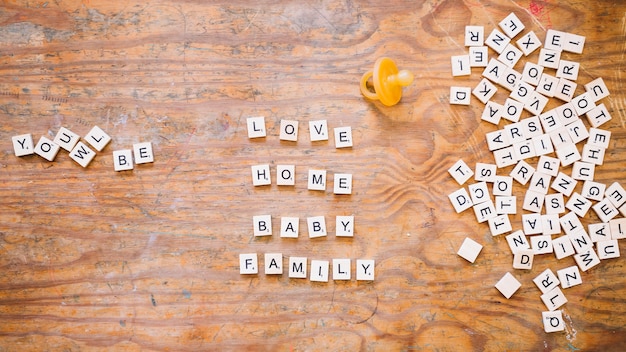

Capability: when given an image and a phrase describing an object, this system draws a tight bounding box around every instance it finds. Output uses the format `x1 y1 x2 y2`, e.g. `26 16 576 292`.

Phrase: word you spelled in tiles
12 125 154 171
240 116 374 283
448 12 617 333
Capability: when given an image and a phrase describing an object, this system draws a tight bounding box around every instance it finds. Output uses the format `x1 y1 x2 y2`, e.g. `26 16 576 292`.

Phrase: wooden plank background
1 0 626 350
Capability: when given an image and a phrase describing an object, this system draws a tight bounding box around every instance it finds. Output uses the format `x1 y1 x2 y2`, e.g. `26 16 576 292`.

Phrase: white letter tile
485 29 511 54
451 55 471 76
456 237 483 263
506 230 530 254
69 141 96 168
253 215 272 237
597 240 620 260
307 216 327 238
247 116 266 138
448 159 474 185
251 164 271 186
543 311 565 333
336 216 355 237
240 253 258 275
523 213 543 235
513 249 534 270
516 31 542 56
309 120 329 141
584 77 610 102
495 272 521 299
84 125 111 152
113 149 134 171
308 169 327 190
522 213 543 236
280 217 299 238
34 136 60 162
356 259 375 281
53 127 80 152
589 222 612 243
552 235 575 260
289 257 307 279
310 260 329 282
450 86 471 105
556 265 583 289
279 119 299 142
541 287 567 311
533 268 560 294
332 259 351 281
133 142 154 164
265 253 283 275
499 12 525 38
573 247 601 272
448 188 474 213
334 126 353 148
12 134 34 157
276 164 295 186
333 173 353 195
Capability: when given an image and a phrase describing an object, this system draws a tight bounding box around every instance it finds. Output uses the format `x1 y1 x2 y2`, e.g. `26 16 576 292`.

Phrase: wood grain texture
1 0 626 350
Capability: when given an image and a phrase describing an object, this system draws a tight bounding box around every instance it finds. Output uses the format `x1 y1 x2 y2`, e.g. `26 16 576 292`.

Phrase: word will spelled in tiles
448 12 617 333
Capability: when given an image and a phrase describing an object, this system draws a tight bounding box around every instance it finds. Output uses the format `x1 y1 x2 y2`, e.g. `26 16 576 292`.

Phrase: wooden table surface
2 0 626 351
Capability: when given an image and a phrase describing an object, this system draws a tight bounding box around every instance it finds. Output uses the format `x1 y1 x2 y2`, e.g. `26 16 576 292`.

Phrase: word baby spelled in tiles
448 12 618 334
252 215 355 239
12 125 154 171
240 116 374 282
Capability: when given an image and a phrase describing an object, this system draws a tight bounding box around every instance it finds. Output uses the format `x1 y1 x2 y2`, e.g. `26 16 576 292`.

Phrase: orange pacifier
360 57 414 106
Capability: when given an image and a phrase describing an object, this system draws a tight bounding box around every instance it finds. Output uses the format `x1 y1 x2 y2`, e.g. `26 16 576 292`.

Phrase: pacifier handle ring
360 71 379 101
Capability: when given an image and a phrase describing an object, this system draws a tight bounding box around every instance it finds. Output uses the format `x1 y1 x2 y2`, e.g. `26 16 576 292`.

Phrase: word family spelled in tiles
449 12 621 333
242 117 372 283
240 255 374 282
12 125 154 171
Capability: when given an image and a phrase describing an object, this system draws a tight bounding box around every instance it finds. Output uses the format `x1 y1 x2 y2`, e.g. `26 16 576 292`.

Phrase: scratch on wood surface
612 93 626 129
429 8 462 50
465 128 484 163
465 0 498 28
613 13 626 129
1 91 19 99
563 309 577 343
42 95 68 103
306 1 338 33
622 13 626 61
241 9 261 33
354 294 378 324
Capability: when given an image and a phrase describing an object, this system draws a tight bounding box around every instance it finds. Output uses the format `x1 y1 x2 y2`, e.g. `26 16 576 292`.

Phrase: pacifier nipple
388 70 414 87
